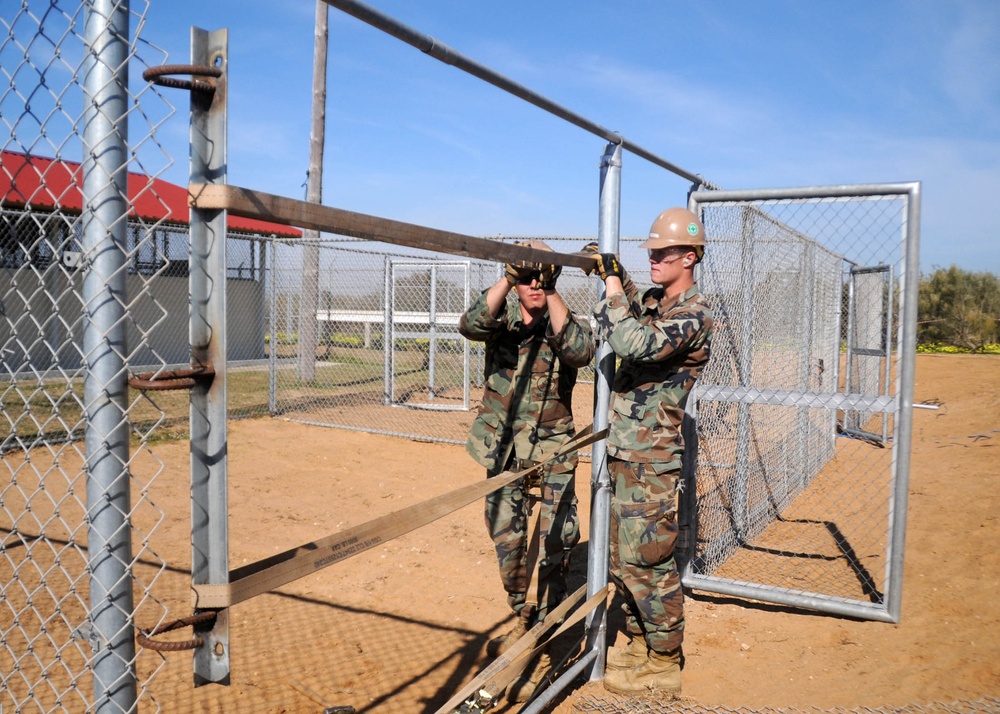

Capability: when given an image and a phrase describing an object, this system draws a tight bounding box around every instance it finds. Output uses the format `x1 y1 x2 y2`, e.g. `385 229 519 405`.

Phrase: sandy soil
130 354 1000 713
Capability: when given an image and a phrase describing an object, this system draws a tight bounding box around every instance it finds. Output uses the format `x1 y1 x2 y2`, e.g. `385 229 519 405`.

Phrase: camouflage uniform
593 282 713 655
460 290 595 622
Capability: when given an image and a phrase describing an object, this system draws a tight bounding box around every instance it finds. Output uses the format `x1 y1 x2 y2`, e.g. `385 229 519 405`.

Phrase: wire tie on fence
142 64 222 93
136 611 219 652
129 364 215 391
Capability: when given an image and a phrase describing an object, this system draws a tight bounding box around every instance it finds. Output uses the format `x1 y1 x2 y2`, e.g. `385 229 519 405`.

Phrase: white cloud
568 55 775 146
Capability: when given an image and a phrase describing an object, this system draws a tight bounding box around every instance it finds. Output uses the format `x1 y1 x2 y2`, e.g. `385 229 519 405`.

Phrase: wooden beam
189 183 598 269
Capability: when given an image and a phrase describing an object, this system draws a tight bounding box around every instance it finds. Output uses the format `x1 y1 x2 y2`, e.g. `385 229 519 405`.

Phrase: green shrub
918 266 999 352
916 342 1000 355
324 333 363 348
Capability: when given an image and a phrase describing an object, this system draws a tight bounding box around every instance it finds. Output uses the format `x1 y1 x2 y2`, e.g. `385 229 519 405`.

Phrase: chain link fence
262 236 618 444
2 2 186 711
687 189 917 620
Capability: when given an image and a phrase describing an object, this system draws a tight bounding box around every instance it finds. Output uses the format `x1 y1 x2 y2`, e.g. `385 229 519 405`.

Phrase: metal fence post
886 183 921 622
463 263 471 409
189 27 231 686
269 241 279 415
733 206 756 535
428 264 438 400
797 241 817 491
384 256 393 404
585 141 621 680
82 1 137 709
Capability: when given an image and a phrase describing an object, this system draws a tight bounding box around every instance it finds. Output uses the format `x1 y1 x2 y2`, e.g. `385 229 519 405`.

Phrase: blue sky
134 0 999 275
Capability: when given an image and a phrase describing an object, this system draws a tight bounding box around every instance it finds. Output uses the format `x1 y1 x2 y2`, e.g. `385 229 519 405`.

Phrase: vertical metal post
832 264 845 429
428 264 437 400
81 1 136 709
586 142 621 680
844 271 857 432
733 206 756 534
797 242 817 489
383 257 393 404
462 263 471 409
885 183 920 622
258 239 269 358
679 191 704 578
268 241 278 415
189 27 231 686
882 267 895 443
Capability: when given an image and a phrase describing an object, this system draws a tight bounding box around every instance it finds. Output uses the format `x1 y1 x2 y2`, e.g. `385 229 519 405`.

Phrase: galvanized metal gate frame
386 259 472 411
684 184 921 623
844 263 895 445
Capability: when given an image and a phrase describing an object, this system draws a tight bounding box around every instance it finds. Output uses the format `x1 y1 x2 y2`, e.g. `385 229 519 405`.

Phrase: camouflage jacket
459 290 596 471
593 283 714 464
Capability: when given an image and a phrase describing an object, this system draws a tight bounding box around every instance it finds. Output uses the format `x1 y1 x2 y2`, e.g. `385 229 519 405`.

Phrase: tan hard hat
512 239 554 269
515 239 554 252
640 208 706 251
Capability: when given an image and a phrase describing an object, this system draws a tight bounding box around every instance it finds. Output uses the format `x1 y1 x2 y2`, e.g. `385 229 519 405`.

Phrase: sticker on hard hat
687 223 699 236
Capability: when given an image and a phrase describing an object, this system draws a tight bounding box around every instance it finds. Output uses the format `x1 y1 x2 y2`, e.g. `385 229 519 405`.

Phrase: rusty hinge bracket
142 64 221 93
136 611 219 652
129 364 215 392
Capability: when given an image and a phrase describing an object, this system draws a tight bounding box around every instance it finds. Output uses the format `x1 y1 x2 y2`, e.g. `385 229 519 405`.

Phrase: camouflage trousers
485 453 580 622
608 456 684 655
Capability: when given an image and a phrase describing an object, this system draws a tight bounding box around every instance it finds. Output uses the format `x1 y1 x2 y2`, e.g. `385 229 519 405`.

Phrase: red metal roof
0 150 301 238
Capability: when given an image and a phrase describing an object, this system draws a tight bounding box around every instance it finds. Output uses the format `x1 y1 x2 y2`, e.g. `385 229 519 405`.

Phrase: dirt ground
135 353 999 713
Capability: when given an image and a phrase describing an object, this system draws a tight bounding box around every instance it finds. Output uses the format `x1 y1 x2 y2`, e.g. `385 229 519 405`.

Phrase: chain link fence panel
688 189 916 619
2 2 187 711
262 236 610 445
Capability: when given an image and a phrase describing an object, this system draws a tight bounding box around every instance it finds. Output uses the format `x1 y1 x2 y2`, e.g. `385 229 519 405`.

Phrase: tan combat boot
486 618 529 657
506 647 552 703
605 636 647 671
602 649 682 697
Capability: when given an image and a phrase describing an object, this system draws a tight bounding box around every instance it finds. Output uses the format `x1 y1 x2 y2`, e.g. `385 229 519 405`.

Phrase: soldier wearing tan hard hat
642 206 706 264
589 205 714 698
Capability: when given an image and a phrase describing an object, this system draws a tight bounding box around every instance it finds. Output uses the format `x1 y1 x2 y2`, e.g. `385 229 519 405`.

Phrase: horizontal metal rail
698 385 897 413
316 309 462 325
692 182 920 203
323 0 713 187
683 573 898 623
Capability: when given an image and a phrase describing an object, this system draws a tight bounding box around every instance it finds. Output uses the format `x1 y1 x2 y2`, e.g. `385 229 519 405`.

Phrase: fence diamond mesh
2 2 178 711
263 237 607 444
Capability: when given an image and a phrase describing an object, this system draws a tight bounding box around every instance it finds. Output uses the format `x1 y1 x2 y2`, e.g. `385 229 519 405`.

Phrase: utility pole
297 0 328 381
